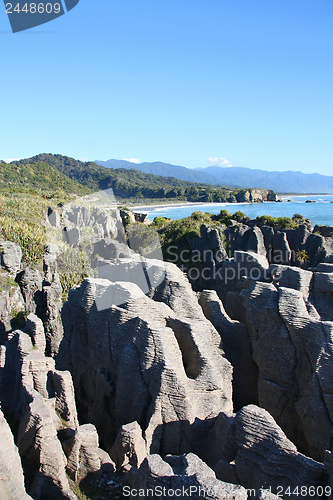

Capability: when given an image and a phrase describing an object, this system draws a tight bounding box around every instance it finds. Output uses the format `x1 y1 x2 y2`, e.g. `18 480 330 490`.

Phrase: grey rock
234 225 267 257
199 289 258 410
17 267 43 314
47 208 61 228
42 272 64 357
93 208 122 239
63 227 80 246
110 421 148 470
214 459 238 485
93 238 133 260
203 412 237 468
18 390 76 500
66 424 101 480
313 225 333 238
272 231 291 265
0 288 16 342
304 233 332 267
269 265 313 298
130 453 247 500
99 448 116 473
312 271 333 321
129 454 174 493
234 405 326 498
52 370 78 428
43 244 60 283
316 263 333 273
0 240 22 274
0 325 83 499
25 313 46 353
254 489 282 500
0 409 33 499
57 262 233 457
238 279 333 461
63 206 94 229
260 226 275 262
189 224 228 262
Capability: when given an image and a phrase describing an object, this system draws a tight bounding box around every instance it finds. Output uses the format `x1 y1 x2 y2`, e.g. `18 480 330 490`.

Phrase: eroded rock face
0 409 33 500
110 421 148 470
0 278 25 343
57 259 233 457
66 424 101 481
16 264 64 357
17 268 44 315
233 405 326 495
0 320 105 499
198 255 333 463
0 240 22 274
199 290 258 410
1 218 332 500
240 281 333 461
212 222 333 268
129 453 247 500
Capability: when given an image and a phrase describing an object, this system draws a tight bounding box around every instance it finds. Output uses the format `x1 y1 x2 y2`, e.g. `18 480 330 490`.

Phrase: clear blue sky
1 0 332 174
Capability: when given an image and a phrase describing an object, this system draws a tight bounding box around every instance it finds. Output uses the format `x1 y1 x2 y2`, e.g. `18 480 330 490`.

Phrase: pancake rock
57 258 233 457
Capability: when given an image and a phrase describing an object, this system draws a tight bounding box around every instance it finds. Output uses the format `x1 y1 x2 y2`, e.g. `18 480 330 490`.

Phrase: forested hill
0 159 91 196
2 154 276 203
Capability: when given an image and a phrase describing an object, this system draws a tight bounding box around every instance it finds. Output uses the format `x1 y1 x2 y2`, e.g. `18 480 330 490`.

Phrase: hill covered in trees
4 154 276 203
0 159 91 197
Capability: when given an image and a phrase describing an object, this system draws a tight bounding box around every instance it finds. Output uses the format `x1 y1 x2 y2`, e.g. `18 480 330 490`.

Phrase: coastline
131 200 262 212
132 194 333 213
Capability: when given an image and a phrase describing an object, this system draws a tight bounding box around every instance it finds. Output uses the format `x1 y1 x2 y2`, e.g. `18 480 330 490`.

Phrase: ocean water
140 194 333 226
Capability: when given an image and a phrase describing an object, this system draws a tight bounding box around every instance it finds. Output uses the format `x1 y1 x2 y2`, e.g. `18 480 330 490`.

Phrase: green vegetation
154 210 313 265
155 211 224 265
10 154 273 204
0 270 18 296
0 160 91 196
57 247 91 302
0 191 60 265
296 249 310 265
255 213 311 230
0 189 90 297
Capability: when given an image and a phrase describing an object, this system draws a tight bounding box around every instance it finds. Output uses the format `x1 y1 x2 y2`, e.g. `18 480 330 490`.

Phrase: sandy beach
130 201 215 211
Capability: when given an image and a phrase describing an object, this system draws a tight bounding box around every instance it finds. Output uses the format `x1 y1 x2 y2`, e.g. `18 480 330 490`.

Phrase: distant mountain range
96 159 333 194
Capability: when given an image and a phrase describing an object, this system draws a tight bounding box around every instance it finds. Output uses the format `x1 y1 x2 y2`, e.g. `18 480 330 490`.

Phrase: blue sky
1 0 332 174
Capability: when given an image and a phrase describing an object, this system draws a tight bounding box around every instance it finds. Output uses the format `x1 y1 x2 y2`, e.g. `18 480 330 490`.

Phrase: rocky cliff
1 206 333 499
235 189 277 203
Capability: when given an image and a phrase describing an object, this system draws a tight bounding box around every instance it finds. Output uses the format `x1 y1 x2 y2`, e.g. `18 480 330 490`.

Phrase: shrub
255 215 298 229
217 209 232 224
232 211 249 222
296 249 310 265
0 215 46 265
153 216 170 228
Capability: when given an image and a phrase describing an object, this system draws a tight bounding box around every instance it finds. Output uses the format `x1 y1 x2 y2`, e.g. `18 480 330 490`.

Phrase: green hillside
17 153 265 203
0 160 91 196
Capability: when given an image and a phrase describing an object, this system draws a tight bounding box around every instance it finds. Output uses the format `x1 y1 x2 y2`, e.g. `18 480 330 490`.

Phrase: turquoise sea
139 195 333 226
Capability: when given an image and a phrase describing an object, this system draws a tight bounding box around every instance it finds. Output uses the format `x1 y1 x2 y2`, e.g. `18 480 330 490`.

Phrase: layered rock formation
235 189 277 203
56 244 332 498
197 261 333 462
0 409 33 500
0 314 113 499
57 260 233 456
1 208 333 499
